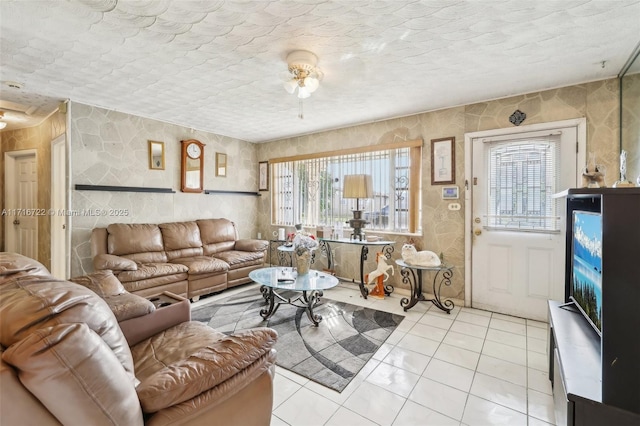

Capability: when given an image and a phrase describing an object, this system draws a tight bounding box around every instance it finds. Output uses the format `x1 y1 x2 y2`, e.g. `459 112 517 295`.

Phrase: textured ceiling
1 0 639 142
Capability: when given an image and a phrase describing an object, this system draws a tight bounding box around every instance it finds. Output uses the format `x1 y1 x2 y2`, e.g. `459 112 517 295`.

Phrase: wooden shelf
75 184 175 193
75 185 260 196
204 190 260 196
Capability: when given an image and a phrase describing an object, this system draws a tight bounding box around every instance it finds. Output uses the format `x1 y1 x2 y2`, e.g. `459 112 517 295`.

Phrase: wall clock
180 139 205 193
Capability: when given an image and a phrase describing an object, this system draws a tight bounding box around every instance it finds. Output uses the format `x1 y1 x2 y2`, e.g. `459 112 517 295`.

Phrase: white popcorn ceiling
1 0 639 142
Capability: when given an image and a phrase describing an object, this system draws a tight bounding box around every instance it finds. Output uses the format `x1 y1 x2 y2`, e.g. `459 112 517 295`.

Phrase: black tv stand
550 188 640 425
549 301 639 425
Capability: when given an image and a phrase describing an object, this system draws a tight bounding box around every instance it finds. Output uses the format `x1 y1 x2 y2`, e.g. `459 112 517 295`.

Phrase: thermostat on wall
442 186 459 200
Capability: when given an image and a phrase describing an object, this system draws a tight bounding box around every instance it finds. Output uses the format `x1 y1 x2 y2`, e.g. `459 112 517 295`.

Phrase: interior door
4 151 38 259
470 125 580 321
51 135 67 278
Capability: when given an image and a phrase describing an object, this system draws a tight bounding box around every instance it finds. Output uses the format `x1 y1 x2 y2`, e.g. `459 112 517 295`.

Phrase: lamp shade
343 175 373 199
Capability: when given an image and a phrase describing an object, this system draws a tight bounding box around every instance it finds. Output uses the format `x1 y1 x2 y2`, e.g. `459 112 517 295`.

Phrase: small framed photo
442 186 459 200
259 161 269 191
431 137 455 185
148 140 165 170
215 153 227 177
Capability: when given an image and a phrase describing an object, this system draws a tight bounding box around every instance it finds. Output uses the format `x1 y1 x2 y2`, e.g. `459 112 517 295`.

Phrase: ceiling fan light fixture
304 76 319 93
297 86 311 99
284 50 322 118
0 122 6 130
283 78 298 94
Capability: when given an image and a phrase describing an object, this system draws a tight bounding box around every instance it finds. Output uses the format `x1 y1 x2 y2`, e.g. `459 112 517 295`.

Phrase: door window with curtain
485 133 561 232
269 140 423 234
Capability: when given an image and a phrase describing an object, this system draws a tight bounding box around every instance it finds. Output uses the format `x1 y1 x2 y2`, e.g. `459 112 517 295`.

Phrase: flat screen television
570 210 603 335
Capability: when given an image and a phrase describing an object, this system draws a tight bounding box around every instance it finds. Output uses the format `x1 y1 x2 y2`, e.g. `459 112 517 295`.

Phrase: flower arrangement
293 232 319 256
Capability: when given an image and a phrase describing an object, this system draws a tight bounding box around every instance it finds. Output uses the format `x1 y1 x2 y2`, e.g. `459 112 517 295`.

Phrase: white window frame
268 140 423 234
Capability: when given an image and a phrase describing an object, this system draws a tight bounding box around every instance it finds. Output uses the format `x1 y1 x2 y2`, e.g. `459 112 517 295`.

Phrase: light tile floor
196 281 556 426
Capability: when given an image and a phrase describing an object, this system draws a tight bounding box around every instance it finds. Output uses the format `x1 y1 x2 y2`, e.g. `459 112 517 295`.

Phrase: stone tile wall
69 103 259 276
257 78 620 302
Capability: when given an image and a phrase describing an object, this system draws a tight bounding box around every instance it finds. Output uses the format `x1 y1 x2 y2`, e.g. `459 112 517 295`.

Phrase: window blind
486 134 561 232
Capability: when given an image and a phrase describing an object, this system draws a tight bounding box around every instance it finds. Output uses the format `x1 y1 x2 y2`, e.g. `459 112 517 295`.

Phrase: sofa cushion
235 239 269 252
160 221 202 252
93 253 137 271
2 323 144 426
172 256 229 275
132 322 226 379
197 219 237 244
70 270 126 297
117 262 189 283
135 326 278 413
0 252 51 283
0 275 136 385
197 219 242 256
107 223 164 256
214 250 265 268
104 292 156 322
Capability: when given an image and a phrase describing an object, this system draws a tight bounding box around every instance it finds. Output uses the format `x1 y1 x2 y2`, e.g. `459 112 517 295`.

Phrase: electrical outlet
448 203 461 211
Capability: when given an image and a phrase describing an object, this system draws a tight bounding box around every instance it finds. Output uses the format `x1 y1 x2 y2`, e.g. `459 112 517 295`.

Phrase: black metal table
319 238 395 299
249 267 338 326
395 259 454 313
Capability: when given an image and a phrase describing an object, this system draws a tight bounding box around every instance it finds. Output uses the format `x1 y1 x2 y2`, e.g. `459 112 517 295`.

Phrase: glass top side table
395 259 455 313
249 267 338 326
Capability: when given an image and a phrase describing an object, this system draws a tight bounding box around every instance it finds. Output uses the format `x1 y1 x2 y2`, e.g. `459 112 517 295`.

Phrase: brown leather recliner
0 253 277 426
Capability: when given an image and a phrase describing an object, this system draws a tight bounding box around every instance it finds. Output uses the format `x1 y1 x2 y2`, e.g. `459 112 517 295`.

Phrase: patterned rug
191 288 404 392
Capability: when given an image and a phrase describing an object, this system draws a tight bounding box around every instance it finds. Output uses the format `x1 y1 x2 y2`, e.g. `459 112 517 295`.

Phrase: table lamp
343 174 373 241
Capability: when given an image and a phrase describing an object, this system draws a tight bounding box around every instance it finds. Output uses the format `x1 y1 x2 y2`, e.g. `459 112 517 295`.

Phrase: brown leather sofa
91 218 268 300
0 253 277 426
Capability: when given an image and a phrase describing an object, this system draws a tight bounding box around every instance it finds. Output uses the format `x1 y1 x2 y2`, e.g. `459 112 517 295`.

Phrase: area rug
191 288 404 392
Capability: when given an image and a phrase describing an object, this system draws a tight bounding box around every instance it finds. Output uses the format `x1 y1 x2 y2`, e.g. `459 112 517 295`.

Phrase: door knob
474 228 482 236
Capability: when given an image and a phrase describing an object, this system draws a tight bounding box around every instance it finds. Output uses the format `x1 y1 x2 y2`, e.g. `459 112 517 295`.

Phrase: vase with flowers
293 231 319 275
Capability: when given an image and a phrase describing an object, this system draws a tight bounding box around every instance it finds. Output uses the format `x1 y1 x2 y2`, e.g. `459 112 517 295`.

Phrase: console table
319 238 395 299
268 239 286 266
395 260 454 313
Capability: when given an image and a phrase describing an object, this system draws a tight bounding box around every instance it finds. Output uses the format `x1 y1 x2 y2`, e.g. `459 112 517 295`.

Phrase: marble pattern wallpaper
256 78 620 302
69 102 259 276
3 77 620 306
621 73 640 185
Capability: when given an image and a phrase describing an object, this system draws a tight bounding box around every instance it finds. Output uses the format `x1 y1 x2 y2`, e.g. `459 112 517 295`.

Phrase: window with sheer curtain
269 140 422 234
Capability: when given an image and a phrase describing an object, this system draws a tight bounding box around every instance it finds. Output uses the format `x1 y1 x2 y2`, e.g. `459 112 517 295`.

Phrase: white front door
4 150 38 259
466 119 585 321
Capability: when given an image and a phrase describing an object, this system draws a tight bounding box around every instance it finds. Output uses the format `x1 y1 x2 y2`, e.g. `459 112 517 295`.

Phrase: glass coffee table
249 267 338 326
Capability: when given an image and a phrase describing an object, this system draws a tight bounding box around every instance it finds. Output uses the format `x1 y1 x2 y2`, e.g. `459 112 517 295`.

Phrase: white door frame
51 134 69 278
463 118 587 307
4 149 38 254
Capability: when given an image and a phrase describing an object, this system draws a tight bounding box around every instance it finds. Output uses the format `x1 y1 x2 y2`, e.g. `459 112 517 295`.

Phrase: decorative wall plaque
509 109 527 126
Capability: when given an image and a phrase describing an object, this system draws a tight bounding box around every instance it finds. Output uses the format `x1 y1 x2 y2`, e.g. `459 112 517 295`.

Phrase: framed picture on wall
215 153 227 177
431 137 455 185
259 161 269 191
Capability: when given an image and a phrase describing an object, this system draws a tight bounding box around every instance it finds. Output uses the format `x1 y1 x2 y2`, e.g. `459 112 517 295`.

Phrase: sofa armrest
234 239 268 252
119 293 190 346
136 328 277 413
93 254 137 271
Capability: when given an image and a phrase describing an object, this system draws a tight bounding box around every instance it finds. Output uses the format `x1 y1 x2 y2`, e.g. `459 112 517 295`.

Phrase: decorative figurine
401 244 441 267
366 253 394 299
613 150 635 187
582 152 604 188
